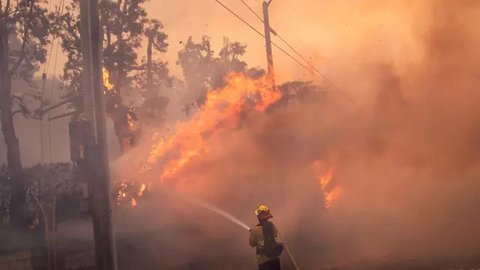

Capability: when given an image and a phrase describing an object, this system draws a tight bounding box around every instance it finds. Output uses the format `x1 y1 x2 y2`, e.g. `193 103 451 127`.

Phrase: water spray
192 198 301 270
160 187 300 270
173 190 251 231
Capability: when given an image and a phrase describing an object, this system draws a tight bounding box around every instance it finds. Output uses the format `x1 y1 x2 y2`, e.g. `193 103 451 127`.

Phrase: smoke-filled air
1 0 479 269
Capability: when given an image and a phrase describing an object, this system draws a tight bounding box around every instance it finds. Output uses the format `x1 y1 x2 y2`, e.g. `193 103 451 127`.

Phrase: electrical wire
41 2 59 97
214 0 315 75
39 0 63 164
48 39 61 164
216 0 360 108
274 34 319 73
45 0 67 163
214 0 265 40
41 0 66 98
239 0 319 74
287 0 311 25
239 0 264 24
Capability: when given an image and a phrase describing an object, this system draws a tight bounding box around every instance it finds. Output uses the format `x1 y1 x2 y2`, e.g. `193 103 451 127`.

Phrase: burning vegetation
145 73 282 183
1 0 480 270
114 72 286 205
311 161 342 209
115 182 148 208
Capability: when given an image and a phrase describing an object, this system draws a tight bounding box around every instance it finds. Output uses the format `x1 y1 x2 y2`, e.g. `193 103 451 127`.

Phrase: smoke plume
111 1 480 269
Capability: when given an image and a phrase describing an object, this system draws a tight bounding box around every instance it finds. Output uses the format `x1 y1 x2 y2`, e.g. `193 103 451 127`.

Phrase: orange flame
145 73 282 183
311 160 342 209
127 112 140 131
130 197 138 207
116 182 128 206
116 182 148 207
137 184 147 197
103 67 115 93
324 186 342 209
318 167 334 190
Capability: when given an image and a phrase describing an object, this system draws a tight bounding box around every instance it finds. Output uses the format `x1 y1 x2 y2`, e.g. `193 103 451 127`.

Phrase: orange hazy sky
45 0 427 97
144 0 425 86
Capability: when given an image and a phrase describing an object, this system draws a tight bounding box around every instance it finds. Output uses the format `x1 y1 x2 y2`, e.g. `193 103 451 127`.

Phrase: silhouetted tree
135 19 171 125
0 0 52 229
177 36 252 114
57 0 171 153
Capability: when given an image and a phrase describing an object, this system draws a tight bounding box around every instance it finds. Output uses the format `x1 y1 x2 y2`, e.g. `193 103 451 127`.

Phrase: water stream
157 187 301 270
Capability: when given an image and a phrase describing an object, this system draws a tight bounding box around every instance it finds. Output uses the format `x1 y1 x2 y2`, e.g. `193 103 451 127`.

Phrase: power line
272 41 316 76
215 0 359 108
239 0 264 24
42 0 66 164
41 0 66 98
239 0 320 75
287 0 310 24
274 34 320 74
213 0 314 75
214 0 265 39
238 0 278 37
40 0 64 164
48 34 62 164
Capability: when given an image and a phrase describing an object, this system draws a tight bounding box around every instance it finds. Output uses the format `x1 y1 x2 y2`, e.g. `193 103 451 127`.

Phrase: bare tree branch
9 0 34 75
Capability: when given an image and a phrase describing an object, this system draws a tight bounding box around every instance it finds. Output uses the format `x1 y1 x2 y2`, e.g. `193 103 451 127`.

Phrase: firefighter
249 205 284 270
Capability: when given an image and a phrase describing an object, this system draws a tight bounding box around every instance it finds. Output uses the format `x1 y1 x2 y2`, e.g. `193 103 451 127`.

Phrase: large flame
145 73 282 183
311 160 342 209
117 73 280 207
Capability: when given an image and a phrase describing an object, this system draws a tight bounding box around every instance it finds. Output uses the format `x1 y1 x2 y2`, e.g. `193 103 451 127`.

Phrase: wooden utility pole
79 1 118 270
262 0 275 89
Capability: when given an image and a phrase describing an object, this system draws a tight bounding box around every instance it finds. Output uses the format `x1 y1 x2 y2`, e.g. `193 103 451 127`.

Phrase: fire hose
277 230 301 270
195 200 301 270
168 189 301 270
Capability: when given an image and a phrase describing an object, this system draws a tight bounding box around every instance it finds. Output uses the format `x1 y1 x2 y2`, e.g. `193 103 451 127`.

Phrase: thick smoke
111 1 480 269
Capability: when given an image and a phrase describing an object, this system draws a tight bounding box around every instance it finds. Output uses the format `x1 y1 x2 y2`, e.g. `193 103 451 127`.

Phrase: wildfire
324 186 342 209
318 167 334 190
137 183 147 197
102 67 115 93
311 161 342 209
130 197 138 207
116 182 128 206
126 111 141 132
145 73 282 183
115 182 148 208
127 113 135 129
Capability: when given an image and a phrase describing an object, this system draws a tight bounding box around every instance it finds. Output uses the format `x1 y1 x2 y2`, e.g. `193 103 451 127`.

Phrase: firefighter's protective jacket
249 222 282 265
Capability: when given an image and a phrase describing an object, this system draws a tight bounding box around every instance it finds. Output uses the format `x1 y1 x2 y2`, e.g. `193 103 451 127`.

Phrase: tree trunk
0 19 27 229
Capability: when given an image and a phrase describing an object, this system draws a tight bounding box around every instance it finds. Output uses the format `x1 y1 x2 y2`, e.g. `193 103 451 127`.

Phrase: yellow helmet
255 204 271 216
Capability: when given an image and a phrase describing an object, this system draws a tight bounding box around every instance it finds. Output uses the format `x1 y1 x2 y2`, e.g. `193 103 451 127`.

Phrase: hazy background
1 0 480 269
0 0 439 165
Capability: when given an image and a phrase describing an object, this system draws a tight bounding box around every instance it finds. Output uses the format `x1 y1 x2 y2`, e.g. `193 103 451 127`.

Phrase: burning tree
56 0 171 153
0 0 53 229
176 36 330 118
144 73 282 185
177 36 264 115
135 19 171 125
